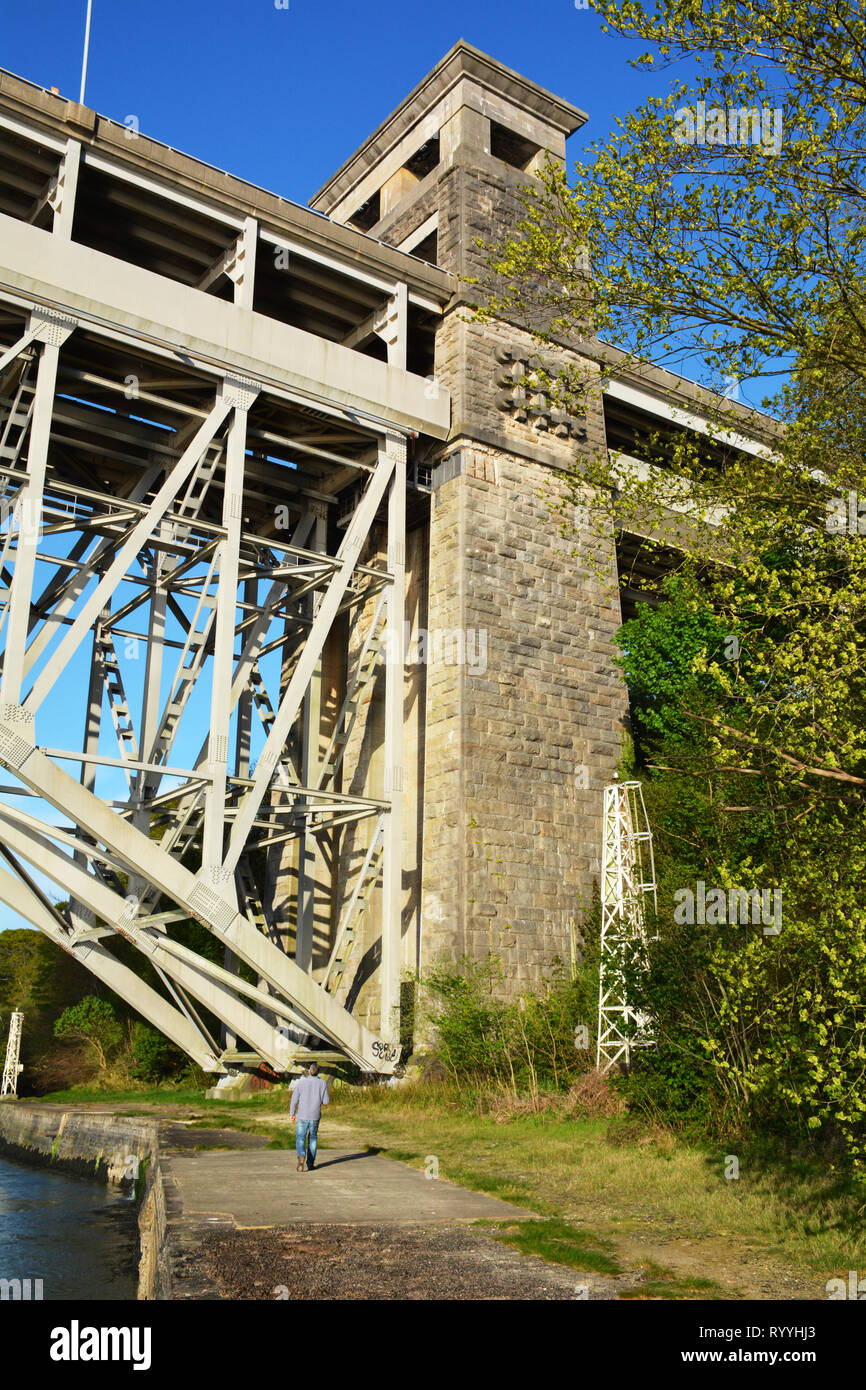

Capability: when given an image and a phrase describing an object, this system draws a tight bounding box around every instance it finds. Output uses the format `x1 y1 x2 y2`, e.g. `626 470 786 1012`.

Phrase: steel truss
0 301 410 1076
1 1009 23 1095
596 777 657 1073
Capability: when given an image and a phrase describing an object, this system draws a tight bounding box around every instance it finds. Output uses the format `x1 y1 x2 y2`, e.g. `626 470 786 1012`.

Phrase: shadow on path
306 1150 376 1169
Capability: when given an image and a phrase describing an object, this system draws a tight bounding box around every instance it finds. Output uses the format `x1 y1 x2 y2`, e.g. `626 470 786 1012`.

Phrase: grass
324 1082 866 1292
617 1261 729 1301
35 1084 205 1106
478 1217 622 1276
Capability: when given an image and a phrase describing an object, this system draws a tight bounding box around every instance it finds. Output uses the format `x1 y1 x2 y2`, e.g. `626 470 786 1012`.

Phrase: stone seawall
0 1103 163 1298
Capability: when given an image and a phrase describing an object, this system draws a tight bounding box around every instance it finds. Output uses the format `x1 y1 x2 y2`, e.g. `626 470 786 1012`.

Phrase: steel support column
1 324 73 710
380 434 406 1045
295 504 327 973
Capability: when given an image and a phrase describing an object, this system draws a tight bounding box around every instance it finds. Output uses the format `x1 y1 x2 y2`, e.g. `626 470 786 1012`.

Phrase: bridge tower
310 43 630 1010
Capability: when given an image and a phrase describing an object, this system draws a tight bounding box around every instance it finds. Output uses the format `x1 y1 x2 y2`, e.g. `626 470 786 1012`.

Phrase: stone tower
310 43 629 1026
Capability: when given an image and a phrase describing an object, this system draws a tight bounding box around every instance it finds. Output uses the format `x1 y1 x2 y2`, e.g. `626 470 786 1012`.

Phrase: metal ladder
249 658 300 788
0 372 35 469
318 590 388 790
148 553 219 761
173 439 224 535
235 854 272 939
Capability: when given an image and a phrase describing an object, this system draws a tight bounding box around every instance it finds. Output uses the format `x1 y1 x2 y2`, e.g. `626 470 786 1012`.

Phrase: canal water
0 1153 140 1300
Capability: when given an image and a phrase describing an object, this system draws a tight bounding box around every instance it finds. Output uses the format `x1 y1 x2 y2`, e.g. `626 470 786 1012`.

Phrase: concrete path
153 1128 624 1299
168 1147 532 1226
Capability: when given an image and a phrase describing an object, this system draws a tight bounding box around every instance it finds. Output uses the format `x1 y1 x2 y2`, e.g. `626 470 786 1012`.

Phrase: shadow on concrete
308 1150 379 1169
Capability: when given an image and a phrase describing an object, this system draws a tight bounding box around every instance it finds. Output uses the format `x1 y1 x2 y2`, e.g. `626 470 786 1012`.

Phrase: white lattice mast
596 777 657 1073
1 1011 23 1096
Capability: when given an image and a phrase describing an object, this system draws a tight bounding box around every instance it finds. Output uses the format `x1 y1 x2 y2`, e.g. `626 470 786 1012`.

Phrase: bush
418 952 598 1097
564 1070 627 1120
129 1022 186 1083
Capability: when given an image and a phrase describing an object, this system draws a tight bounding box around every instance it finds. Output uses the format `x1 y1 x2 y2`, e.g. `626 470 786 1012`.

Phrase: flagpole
79 0 93 105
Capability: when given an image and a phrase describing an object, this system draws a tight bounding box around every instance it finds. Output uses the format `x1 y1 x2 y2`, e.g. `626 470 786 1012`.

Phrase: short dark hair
308 1063 319 1076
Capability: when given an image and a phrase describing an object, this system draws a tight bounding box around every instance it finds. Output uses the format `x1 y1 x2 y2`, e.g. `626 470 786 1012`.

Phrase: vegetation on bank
475 0 866 1180
0 929 207 1094
15 931 861 1298
333 1081 865 1297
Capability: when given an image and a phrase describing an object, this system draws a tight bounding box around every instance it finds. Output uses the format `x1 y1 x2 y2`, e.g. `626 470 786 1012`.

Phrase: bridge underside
0 219 445 1074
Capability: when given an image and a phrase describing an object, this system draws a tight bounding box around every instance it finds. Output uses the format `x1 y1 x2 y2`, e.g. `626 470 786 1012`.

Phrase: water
0 1153 140 1300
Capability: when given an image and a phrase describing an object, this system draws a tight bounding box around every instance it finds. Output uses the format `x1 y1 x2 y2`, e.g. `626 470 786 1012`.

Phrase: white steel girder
0 821 307 1072
0 302 413 1076
0 857 223 1073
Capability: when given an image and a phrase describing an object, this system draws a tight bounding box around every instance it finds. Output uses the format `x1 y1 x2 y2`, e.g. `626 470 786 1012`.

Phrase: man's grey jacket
289 1076 330 1122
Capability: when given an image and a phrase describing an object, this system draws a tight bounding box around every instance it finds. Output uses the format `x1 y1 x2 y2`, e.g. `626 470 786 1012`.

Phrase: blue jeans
296 1118 319 1168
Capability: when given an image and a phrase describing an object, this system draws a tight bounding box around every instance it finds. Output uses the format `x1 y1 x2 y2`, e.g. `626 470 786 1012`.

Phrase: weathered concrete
165 1147 531 1226
0 1104 266 1299
0 214 450 440
0 1100 157 1185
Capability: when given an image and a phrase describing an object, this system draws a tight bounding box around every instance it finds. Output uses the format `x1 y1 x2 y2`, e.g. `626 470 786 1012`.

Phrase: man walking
289 1063 330 1171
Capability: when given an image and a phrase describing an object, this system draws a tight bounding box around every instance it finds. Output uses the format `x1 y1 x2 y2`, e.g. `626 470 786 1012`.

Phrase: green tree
0 929 44 1011
53 995 124 1073
481 0 866 1173
616 577 866 1167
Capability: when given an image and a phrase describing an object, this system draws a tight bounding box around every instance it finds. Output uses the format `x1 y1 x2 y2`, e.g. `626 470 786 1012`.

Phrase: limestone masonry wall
421 446 627 994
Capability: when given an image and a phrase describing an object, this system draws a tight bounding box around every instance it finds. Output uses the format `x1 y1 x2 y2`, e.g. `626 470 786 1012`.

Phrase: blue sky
2 0 668 202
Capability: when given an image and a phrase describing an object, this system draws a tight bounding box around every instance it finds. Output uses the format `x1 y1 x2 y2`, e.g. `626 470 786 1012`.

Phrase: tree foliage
618 582 866 1166
481 1 866 1174
53 995 124 1073
129 1022 186 1083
